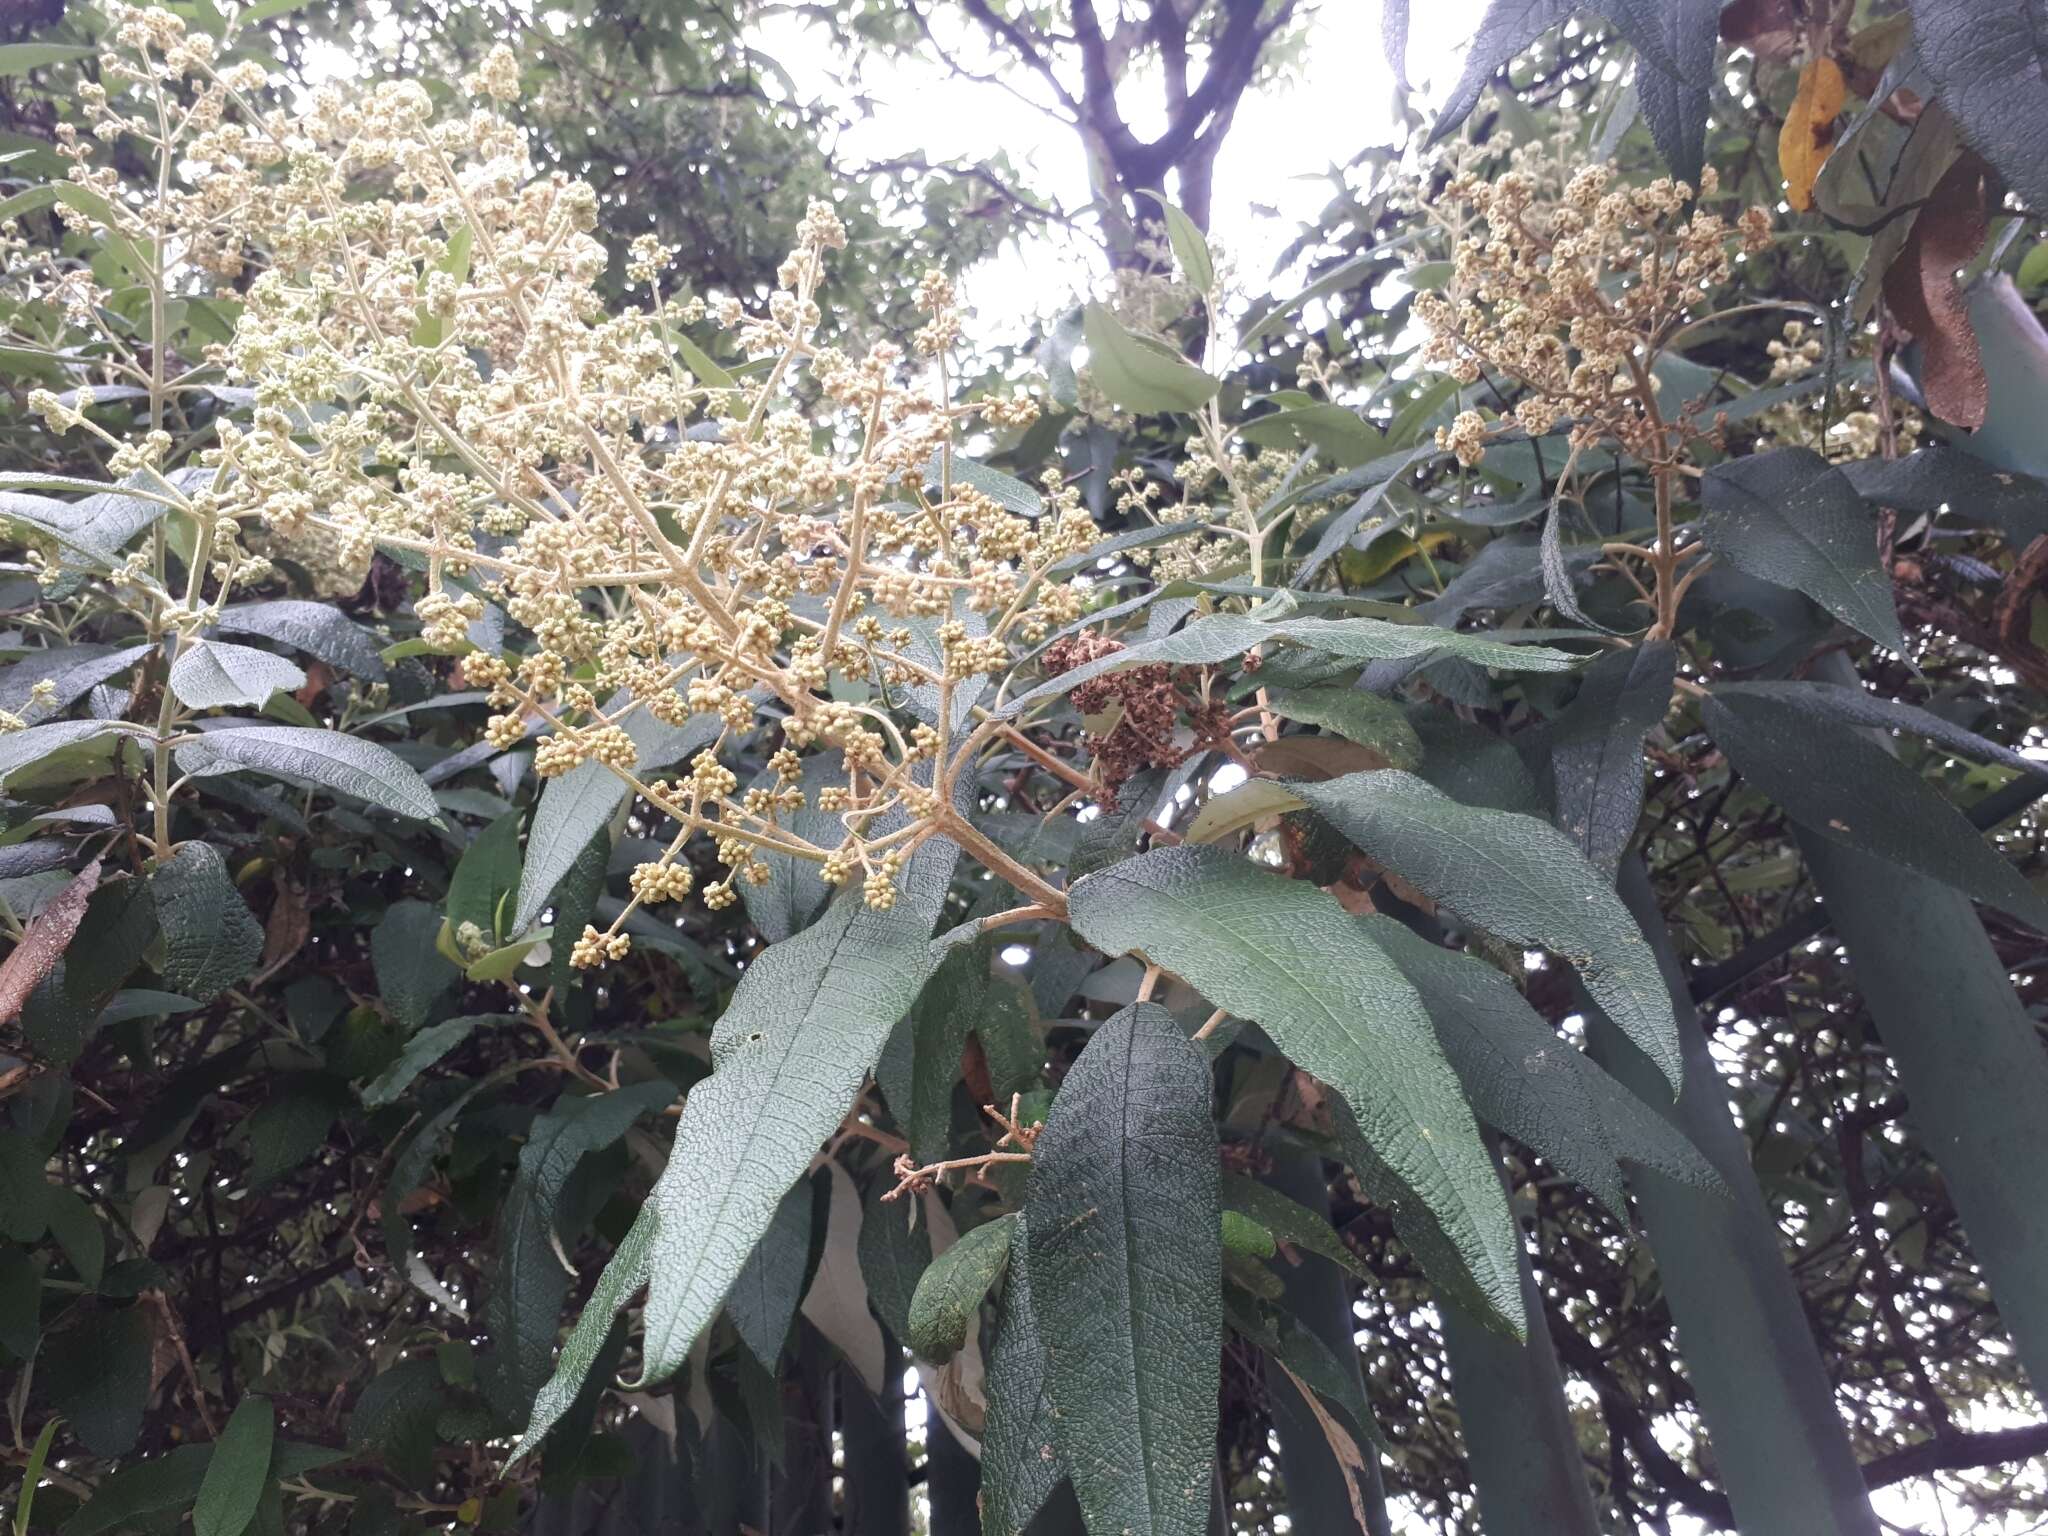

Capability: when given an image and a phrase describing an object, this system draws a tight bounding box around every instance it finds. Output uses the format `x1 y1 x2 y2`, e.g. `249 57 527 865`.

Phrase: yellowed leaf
1780 57 1846 212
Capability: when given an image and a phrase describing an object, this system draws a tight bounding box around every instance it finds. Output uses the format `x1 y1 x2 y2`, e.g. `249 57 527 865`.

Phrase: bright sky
762 0 1491 337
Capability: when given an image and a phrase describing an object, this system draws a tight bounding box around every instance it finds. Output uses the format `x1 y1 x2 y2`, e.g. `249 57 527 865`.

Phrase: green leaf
169 640 307 711
1365 917 1718 1218
348 1358 447 1486
193 1396 275 1536
1912 1 2048 217
1288 445 1434 578
1430 0 1574 144
1081 302 1220 415
488 1081 677 1409
43 1187 104 1290
1218 1174 1367 1280
725 1177 814 1371
1067 845 1521 1329
0 1244 40 1361
1713 678 2048 785
0 43 90 75
47 1308 152 1455
1701 690 2048 929
445 812 523 942
151 842 263 1005
1136 190 1214 292
175 726 440 823
513 706 722 933
359 1015 496 1107
1840 449 2048 549
1289 771 1683 1089
13 1415 59 1536
1543 640 1674 874
0 642 152 723
244 1075 348 1186
856 1182 933 1346
57 1445 214 1536
980 1227 1063 1536
371 900 459 1031
927 452 1044 518
214 601 388 681
1266 686 1423 771
1224 1290 1381 1455
906 1212 1015 1362
1006 611 1581 719
0 722 145 790
1024 1003 1220 1536
1605 0 1718 182
513 838 959 1459
1700 448 1904 651
876 938 989 1164
1241 402 1380 470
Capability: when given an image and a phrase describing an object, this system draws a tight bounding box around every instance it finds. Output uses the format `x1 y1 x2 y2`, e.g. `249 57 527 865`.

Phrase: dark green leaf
1430 0 1574 144
244 1075 348 1186
1912 0 2048 216
1006 611 1581 719
1544 641 1674 874
1024 1003 1219 1536
856 1181 932 1343
1266 686 1422 771
1714 679 2048 785
1081 303 1219 415
371 899 458 1031
1218 1174 1367 1280
359 1015 497 1107
876 939 989 1164
1067 845 1520 1329
0 1244 41 1360
348 1357 447 1486
58 1446 213 1536
515 838 959 1459
487 1080 676 1410
1290 771 1682 1089
980 1228 1063 1536
1606 0 1717 181
1700 448 1904 650
47 1308 152 1455
1365 917 1717 1218
1840 448 2048 548
151 843 263 1005
1702 690 2048 929
906 1212 1016 1362
445 812 523 941
214 600 388 681
724 1178 814 1371
43 1187 104 1290
175 726 440 823
193 1396 275 1536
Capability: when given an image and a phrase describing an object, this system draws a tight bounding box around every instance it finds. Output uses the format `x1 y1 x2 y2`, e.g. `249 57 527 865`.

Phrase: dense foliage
1 2 2045 1534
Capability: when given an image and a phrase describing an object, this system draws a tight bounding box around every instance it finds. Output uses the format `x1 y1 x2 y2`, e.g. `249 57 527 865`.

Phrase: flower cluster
18 8 1106 960
1411 143 1772 467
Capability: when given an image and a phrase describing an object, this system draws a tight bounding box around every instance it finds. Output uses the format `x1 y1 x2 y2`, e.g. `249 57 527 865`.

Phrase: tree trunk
1581 859 1879 1535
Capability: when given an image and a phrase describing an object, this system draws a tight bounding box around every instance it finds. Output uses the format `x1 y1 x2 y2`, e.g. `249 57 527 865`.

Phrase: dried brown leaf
1885 152 1992 430
0 856 101 1027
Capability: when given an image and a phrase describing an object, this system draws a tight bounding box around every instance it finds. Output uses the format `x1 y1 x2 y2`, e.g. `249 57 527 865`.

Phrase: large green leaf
512 836 959 1459
1023 1003 1220 1536
513 705 722 933
1699 448 1904 651
58 1446 214 1536
1365 917 1716 1218
47 1307 153 1455
175 726 440 823
980 1226 1064 1536
193 1395 275 1536
1218 1173 1367 1280
1067 848 1520 1327
1006 611 1581 718
1840 448 2048 549
1911 0 2048 215
486 1080 677 1410
1605 0 1718 182
169 640 307 712
445 812 524 942
1081 303 1220 415
906 1212 1015 1362
1713 678 2048 785
1288 771 1682 1088
855 1182 932 1344
151 843 263 1005
0 721 145 790
1542 641 1673 875
1430 0 1575 144
875 937 991 1164
371 900 458 1031
725 1176 815 1370
214 600 388 681
358 1015 498 1107
0 1244 39 1360
1702 690 2048 929
1267 685 1423 770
